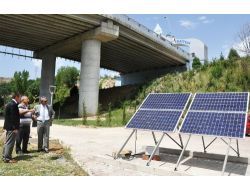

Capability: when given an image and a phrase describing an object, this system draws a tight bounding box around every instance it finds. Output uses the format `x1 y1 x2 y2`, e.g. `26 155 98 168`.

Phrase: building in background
0 77 11 84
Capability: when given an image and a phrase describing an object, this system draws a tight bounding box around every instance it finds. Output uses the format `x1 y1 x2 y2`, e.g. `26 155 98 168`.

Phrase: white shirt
37 105 50 121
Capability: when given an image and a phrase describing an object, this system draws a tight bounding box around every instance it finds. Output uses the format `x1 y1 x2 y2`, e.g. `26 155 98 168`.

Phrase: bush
211 63 223 78
192 57 202 69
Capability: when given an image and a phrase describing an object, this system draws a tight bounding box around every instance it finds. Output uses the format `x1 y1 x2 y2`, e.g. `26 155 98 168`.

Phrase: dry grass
0 128 88 176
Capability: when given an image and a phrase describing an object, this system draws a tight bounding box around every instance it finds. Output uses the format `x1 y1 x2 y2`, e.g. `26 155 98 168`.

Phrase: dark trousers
2 131 16 161
16 124 30 153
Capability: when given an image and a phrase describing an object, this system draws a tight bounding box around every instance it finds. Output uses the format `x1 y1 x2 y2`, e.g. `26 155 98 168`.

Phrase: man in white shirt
34 96 55 153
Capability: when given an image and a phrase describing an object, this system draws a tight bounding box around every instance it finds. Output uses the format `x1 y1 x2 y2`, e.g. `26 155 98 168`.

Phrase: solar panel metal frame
179 92 249 139
125 93 192 133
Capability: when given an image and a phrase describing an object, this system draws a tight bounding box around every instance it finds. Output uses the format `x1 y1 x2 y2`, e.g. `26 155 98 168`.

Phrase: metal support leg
202 136 206 153
134 130 137 154
236 139 240 157
221 138 239 157
146 133 165 166
115 129 136 159
179 134 184 149
222 138 232 176
175 134 192 171
165 133 183 149
152 132 157 145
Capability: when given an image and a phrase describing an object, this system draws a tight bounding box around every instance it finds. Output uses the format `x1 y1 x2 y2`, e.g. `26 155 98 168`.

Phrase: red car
246 115 250 136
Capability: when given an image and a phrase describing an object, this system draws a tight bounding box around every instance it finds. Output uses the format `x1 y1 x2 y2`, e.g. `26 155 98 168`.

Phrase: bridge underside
0 14 189 115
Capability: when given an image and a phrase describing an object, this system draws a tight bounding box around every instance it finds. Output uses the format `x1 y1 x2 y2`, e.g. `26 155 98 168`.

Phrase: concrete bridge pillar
40 53 56 104
79 39 101 115
78 20 119 116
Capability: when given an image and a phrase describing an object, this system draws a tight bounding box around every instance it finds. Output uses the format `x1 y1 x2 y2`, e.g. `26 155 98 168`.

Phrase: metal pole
50 93 53 106
179 134 184 149
202 136 206 153
134 130 137 155
115 129 136 159
220 138 238 156
236 139 240 157
152 132 157 145
146 133 165 166
222 138 231 176
165 133 183 149
175 134 191 171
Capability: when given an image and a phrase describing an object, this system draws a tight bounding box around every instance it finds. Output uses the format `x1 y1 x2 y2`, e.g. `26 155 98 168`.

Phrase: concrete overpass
0 14 190 115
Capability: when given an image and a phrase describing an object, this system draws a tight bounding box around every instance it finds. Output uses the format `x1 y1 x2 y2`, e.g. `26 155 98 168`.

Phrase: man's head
12 92 21 103
40 96 48 106
21 96 29 105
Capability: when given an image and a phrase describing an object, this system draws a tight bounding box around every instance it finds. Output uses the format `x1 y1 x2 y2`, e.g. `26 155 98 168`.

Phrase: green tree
219 52 225 61
55 85 69 119
27 79 40 103
0 83 12 98
192 57 202 70
56 67 79 88
12 70 29 94
228 48 240 60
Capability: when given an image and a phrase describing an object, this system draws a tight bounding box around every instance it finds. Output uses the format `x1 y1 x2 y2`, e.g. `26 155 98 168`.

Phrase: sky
0 14 250 79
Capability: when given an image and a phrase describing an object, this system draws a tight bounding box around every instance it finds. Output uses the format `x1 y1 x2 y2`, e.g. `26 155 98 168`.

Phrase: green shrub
211 63 223 78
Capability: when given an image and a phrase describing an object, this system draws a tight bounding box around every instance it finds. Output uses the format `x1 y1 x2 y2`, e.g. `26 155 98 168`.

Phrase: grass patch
54 108 135 127
0 129 88 176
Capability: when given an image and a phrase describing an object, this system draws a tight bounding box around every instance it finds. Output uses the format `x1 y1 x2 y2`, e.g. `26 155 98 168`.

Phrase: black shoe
23 150 30 154
37 149 44 152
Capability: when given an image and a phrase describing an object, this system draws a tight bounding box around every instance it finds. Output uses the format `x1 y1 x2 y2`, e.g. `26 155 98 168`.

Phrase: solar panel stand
220 138 240 157
152 132 158 145
164 133 184 149
146 133 165 166
134 130 138 155
174 134 192 171
201 136 218 153
114 129 136 159
201 136 240 157
222 138 232 176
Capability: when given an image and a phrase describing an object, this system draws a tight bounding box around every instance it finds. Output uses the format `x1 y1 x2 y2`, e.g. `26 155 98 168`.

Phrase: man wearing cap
33 96 55 153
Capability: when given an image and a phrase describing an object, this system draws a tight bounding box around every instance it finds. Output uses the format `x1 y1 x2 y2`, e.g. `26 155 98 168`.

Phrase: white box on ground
143 146 159 156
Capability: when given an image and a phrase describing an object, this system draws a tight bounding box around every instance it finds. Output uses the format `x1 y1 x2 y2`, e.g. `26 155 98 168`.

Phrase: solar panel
126 93 191 133
190 92 248 112
180 112 246 138
126 110 182 132
180 92 249 139
140 93 191 110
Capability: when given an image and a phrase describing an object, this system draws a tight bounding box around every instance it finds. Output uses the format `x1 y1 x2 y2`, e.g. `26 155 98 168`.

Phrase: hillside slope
135 57 250 104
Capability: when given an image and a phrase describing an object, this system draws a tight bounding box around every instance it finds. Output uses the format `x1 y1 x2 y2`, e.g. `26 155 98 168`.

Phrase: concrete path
43 124 250 176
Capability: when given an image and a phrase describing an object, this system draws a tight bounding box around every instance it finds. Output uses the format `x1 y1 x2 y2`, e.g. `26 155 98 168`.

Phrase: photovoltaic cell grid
180 112 246 138
180 92 249 138
126 93 191 132
140 93 191 110
190 92 248 112
126 110 182 132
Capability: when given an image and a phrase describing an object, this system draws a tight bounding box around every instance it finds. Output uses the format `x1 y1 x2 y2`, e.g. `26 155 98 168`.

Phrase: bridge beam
39 53 56 104
78 21 119 116
121 66 187 86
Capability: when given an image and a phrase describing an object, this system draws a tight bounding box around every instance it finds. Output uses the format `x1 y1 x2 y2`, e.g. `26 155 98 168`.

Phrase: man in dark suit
2 92 21 163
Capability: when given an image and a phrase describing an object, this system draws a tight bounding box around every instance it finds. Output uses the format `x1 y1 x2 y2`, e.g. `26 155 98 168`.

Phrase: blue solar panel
190 92 248 112
180 112 246 138
180 92 249 139
126 110 182 132
141 93 191 110
126 93 191 132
